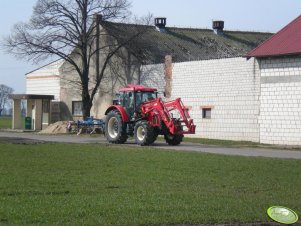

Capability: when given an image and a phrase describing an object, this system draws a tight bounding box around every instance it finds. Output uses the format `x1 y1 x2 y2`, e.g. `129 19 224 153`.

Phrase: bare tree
4 0 150 118
0 84 13 116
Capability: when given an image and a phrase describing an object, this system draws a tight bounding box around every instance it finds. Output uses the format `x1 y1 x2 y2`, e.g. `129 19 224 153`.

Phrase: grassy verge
184 137 263 147
0 143 300 225
182 137 301 151
0 116 12 129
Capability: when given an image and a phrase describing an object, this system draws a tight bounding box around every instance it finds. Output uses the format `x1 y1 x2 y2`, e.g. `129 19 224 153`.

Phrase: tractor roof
119 84 157 92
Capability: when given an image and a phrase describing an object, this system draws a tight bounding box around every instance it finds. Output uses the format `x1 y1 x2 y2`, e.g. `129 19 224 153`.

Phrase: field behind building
0 142 300 225
0 116 12 129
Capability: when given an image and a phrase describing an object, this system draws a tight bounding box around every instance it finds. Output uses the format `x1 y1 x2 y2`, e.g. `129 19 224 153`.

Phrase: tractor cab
115 85 157 120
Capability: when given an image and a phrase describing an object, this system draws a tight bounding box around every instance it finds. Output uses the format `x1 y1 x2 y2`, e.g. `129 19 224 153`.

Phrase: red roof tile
247 15 301 58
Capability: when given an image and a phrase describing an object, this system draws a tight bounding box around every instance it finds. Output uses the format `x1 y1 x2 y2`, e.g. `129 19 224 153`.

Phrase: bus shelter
10 94 54 131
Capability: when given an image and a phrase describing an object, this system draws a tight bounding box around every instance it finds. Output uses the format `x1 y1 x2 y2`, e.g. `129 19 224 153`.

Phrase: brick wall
142 57 260 142
259 57 301 145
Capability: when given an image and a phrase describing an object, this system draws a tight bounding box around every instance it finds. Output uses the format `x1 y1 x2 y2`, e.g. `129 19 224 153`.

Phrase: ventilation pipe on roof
213 20 224 35
155 17 167 32
93 13 103 23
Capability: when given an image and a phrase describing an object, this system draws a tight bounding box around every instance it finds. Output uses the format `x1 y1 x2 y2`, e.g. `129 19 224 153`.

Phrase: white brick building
142 57 261 142
258 58 301 145
142 56 301 145
247 15 301 145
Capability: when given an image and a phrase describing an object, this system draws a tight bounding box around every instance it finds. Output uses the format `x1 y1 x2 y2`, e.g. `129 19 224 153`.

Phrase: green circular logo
267 206 299 224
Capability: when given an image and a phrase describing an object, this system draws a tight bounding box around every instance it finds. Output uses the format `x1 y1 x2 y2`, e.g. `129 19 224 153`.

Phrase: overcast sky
1 0 301 93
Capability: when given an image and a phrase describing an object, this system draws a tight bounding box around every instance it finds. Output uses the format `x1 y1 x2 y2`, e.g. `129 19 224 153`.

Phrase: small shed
10 94 54 131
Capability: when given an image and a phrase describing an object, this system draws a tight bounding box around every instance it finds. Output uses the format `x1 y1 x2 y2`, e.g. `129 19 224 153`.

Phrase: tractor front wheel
134 120 156 146
105 110 128 144
164 133 183 145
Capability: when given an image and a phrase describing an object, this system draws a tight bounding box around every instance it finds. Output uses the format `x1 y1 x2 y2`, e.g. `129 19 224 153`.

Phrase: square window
72 101 83 116
202 108 211 119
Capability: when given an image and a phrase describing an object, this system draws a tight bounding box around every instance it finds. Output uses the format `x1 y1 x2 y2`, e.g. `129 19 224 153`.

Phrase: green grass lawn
0 143 300 226
0 116 12 129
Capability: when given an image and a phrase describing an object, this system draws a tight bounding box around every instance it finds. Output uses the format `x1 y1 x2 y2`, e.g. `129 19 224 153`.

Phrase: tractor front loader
104 84 196 146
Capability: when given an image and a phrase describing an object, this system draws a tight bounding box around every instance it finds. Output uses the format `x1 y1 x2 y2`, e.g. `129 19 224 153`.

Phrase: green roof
102 21 272 64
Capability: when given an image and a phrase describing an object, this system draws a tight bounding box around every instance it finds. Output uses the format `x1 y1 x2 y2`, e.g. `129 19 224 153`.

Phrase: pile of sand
39 121 69 134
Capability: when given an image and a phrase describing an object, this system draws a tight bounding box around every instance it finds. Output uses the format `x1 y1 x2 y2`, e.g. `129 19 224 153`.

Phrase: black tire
105 110 128 144
164 132 183 146
164 120 183 145
134 120 156 146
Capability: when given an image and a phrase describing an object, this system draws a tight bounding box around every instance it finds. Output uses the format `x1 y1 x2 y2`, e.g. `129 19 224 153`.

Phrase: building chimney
164 55 172 98
155 17 167 32
212 20 224 35
93 13 103 23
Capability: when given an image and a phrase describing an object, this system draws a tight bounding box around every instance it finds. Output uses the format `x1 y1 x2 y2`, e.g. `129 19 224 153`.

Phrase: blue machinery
67 117 105 134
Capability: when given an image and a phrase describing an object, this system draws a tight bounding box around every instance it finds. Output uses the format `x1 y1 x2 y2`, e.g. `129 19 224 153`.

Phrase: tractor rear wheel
134 120 156 146
105 110 128 144
164 133 183 145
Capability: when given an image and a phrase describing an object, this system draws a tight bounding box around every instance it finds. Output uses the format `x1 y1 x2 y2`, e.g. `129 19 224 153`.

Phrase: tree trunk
82 88 92 119
81 68 92 119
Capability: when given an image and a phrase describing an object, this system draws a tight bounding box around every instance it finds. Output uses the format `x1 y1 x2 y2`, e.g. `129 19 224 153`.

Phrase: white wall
142 57 260 142
259 57 301 145
26 77 61 100
26 60 64 101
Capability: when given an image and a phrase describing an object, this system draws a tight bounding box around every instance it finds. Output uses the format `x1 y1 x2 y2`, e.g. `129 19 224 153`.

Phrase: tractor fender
105 105 129 122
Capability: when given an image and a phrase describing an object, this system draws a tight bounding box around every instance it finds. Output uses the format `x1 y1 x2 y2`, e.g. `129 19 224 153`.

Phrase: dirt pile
39 121 69 134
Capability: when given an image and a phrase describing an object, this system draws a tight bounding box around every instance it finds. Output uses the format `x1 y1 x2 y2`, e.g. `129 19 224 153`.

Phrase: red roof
119 84 157 92
247 15 301 58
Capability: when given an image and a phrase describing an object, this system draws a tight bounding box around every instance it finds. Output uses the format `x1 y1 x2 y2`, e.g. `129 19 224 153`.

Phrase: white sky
0 0 301 93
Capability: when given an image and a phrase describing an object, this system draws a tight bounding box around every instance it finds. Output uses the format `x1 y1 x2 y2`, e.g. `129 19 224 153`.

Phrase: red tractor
104 84 196 146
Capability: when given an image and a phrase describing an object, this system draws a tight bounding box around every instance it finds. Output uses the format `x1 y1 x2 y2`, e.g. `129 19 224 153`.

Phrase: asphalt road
1 131 301 160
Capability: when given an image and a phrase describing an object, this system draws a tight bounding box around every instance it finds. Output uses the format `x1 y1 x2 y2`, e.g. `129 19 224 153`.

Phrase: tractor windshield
118 91 157 119
135 91 157 107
